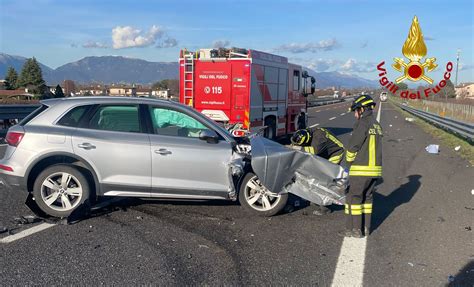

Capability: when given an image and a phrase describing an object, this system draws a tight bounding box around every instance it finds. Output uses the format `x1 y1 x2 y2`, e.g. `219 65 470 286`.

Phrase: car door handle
77 143 96 150
155 148 172 155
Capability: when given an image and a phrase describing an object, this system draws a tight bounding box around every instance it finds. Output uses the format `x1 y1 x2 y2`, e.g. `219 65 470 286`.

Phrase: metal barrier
308 98 345 107
0 104 40 120
400 104 474 142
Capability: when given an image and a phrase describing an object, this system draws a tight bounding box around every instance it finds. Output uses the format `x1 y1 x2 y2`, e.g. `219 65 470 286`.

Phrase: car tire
33 165 90 218
264 118 277 140
239 172 288 217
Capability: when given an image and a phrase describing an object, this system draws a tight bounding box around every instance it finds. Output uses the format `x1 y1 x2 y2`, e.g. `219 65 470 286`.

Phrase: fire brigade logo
392 16 437 84
204 86 211 94
376 16 453 99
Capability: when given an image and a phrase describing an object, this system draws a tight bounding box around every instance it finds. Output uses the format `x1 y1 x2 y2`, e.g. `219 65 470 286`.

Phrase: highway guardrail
0 104 40 120
400 104 474 142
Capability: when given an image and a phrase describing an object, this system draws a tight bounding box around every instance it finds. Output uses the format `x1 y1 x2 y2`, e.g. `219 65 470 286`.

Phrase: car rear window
57 105 90 127
19 104 49 126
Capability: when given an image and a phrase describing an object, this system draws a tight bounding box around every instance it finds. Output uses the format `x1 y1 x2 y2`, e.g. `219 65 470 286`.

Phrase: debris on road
448 275 455 283
425 144 439 154
136 216 143 220
408 262 414 267
389 124 393 127
454 146 461 151
405 117 415 122
198 244 209 249
13 215 42 225
471 189 474 195
0 226 8 234
465 226 472 231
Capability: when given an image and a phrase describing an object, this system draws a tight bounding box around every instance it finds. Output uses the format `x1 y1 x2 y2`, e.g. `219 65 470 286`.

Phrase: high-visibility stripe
244 111 250 129
349 170 382 176
344 204 349 214
350 165 382 171
304 146 315 154
355 96 366 103
351 210 363 215
369 134 376 166
321 128 344 148
351 204 362 210
361 99 374 106
329 153 343 164
362 203 373 214
346 150 357 162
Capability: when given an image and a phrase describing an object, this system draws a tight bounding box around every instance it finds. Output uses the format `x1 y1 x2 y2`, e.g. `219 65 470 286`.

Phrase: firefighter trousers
345 177 378 232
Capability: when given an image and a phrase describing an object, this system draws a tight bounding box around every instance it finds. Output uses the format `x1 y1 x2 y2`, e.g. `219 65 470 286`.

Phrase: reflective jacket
303 128 344 164
345 109 383 177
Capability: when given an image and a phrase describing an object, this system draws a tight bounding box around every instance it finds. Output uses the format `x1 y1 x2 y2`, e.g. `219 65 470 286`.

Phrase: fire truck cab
179 47 315 139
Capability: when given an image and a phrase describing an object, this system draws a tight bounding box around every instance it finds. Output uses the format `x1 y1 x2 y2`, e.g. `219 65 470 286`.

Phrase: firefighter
341 94 383 238
291 127 345 215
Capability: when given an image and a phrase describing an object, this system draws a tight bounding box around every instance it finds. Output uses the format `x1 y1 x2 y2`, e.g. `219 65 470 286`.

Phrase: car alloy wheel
40 172 83 212
243 175 281 211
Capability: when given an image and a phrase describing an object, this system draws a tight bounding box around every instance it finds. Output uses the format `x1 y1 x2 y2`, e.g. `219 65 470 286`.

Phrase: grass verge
389 101 474 165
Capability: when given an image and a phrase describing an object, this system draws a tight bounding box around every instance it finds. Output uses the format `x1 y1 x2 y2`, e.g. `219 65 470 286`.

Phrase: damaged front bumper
249 137 347 206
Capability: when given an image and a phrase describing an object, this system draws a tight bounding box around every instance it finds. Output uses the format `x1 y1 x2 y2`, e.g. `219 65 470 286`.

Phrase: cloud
424 36 435 41
459 63 473 71
305 58 340 72
275 38 339 53
340 58 376 73
212 39 231 48
361 40 368 48
156 37 178 48
70 43 78 48
82 41 108 48
112 25 173 49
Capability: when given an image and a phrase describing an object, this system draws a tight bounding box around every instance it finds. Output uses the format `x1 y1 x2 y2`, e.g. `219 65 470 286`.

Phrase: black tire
239 172 288 217
264 117 277 140
33 165 90 218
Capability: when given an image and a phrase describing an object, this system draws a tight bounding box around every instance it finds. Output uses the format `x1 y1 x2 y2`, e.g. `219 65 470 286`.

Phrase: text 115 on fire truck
179 47 315 139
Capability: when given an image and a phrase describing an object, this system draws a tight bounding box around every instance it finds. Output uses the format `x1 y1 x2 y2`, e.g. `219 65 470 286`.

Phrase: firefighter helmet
350 94 376 111
291 129 311 146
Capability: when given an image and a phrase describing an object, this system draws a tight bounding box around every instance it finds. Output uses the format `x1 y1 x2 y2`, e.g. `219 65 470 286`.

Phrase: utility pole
455 49 460 87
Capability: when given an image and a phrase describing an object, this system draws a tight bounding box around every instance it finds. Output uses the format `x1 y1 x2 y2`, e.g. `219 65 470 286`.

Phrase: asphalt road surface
1 99 473 286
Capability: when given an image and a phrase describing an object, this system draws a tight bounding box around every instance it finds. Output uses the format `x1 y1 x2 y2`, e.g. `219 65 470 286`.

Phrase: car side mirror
199 130 219 144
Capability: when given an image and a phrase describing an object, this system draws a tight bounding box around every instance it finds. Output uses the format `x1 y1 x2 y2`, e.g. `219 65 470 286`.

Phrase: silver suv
0 97 287 217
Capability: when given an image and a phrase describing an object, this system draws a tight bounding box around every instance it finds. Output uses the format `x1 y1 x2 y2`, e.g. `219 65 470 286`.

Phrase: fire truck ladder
183 53 195 106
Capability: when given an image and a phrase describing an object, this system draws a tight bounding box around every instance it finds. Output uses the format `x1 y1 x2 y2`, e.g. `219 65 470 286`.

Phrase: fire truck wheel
264 118 276 140
239 173 288 217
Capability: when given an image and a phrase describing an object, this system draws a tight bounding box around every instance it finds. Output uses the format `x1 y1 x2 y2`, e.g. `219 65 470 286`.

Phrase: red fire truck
179 47 315 138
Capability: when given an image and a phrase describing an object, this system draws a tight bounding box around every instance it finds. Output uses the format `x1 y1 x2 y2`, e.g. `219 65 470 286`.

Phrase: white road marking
340 113 346 116
377 102 382 123
331 237 367 286
0 223 55 244
309 123 319 128
329 117 336 121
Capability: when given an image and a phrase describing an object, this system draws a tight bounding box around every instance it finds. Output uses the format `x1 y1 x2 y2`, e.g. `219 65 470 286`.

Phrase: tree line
4 58 64 98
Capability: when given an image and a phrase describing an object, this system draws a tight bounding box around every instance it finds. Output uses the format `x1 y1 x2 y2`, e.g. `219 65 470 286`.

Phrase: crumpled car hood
250 136 347 206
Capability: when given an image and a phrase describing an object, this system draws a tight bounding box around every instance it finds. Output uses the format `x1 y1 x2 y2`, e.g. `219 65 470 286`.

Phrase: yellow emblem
392 16 437 84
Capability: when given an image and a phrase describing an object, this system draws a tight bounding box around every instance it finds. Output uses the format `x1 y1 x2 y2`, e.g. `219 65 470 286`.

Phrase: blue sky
1 0 473 82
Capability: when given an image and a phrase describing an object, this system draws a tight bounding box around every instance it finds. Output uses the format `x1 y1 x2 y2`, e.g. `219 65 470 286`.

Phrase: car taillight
232 130 247 137
5 131 24 147
0 164 13 172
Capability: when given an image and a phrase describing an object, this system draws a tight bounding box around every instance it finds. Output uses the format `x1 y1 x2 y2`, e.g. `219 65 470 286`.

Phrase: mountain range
0 52 378 88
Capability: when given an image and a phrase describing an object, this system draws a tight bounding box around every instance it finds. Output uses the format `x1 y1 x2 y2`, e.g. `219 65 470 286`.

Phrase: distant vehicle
333 90 340 99
380 92 388 102
179 47 315 139
342 91 347 98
